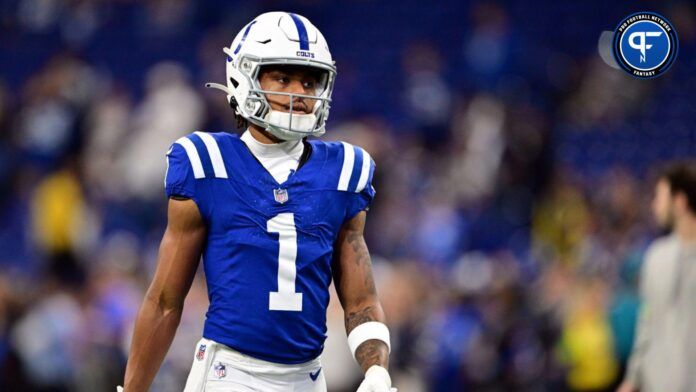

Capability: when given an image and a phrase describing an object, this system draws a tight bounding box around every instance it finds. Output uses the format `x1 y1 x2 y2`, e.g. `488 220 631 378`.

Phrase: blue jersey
164 131 375 364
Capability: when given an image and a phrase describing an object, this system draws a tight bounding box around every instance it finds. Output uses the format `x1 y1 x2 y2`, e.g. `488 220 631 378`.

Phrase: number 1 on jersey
267 213 303 311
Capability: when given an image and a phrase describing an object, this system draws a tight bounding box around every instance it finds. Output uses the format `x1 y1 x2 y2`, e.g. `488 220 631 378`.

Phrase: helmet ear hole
227 76 240 111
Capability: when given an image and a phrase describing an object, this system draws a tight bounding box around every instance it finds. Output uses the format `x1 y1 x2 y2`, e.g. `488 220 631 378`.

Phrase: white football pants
183 338 327 392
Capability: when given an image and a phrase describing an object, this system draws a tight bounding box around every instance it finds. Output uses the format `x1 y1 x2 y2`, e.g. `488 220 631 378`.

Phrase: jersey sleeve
345 150 377 220
164 142 198 199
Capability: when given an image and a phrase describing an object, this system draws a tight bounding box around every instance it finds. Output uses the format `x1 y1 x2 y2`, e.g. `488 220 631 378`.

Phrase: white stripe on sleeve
194 131 228 178
175 137 206 179
355 148 371 193
164 155 170 187
337 142 355 191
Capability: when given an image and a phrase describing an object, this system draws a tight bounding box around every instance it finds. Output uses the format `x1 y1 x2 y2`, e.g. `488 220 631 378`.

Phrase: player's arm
333 210 392 391
618 305 647 392
121 198 206 392
618 248 656 392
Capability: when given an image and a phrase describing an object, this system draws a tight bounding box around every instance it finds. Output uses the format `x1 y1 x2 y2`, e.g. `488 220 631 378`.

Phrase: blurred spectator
619 162 696 392
117 62 205 201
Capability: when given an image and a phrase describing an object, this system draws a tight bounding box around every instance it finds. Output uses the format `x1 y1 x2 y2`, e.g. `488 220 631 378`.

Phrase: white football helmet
206 12 336 141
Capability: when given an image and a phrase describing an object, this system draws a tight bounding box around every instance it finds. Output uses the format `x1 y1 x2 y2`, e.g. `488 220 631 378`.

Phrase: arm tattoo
343 231 389 371
345 231 377 295
355 340 385 371
346 306 376 332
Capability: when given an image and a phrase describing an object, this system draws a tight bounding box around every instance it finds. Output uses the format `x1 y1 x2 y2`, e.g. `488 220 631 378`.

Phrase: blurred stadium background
0 0 695 391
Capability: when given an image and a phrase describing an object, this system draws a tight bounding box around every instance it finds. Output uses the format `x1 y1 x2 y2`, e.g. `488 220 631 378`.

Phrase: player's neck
248 126 282 144
241 128 304 159
674 213 696 246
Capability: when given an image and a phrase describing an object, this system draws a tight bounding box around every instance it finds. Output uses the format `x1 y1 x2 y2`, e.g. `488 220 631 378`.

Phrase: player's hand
356 365 393 392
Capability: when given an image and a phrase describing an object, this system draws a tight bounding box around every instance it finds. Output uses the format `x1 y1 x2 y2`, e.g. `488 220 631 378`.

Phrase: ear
673 191 689 213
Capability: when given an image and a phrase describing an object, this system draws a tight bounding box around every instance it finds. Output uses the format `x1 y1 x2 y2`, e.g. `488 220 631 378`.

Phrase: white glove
356 365 395 392
116 387 123 392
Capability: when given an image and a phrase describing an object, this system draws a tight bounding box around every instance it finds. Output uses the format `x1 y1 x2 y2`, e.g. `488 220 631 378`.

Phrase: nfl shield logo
196 344 206 361
214 362 226 379
274 188 289 204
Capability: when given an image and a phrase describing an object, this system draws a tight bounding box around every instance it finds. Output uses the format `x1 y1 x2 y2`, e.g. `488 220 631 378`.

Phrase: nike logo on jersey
309 368 322 381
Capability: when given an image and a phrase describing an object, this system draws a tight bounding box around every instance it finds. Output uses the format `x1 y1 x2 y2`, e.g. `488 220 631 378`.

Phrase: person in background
618 161 696 392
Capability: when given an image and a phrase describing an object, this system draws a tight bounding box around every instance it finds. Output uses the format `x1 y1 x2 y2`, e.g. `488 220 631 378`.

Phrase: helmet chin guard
206 12 336 141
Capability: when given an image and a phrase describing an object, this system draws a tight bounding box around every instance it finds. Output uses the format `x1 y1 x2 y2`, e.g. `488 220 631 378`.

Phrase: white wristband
347 321 391 360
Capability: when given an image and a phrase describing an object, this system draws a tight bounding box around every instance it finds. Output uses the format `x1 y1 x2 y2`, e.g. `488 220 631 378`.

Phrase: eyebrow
267 70 318 81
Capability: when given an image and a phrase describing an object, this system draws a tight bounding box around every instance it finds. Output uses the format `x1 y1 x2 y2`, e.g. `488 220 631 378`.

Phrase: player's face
652 179 674 230
258 65 320 115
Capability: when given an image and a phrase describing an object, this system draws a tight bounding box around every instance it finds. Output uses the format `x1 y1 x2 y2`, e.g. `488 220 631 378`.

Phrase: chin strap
265 109 317 135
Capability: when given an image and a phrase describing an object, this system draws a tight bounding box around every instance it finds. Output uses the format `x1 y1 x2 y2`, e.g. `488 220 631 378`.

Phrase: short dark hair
228 95 248 130
234 109 248 130
660 161 696 214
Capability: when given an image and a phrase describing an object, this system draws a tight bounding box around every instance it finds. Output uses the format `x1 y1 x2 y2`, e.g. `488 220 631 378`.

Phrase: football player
119 12 393 392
